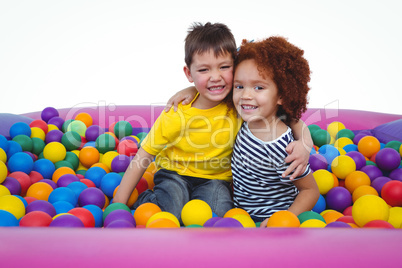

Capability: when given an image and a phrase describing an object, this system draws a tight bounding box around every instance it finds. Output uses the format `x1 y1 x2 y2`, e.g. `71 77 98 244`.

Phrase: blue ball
343 144 358 153
0 210 19 227
0 134 9 152
6 140 22 157
84 166 107 188
67 181 88 198
9 122 31 139
53 201 75 214
83 204 104 227
312 194 326 214
8 152 34 174
48 187 77 206
318 145 340 164
33 158 56 180
100 172 122 197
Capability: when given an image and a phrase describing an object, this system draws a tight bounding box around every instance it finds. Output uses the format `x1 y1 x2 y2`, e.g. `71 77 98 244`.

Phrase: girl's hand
259 218 269 228
283 139 312 180
165 86 197 112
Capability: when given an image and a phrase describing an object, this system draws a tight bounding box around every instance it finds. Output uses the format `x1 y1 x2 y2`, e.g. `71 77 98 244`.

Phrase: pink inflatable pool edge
1 106 402 267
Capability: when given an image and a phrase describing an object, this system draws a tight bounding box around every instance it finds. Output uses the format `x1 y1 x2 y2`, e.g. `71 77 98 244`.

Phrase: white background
1 0 401 115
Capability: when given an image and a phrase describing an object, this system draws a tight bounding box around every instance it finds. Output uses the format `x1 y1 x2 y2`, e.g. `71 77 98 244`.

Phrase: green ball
335 128 355 140
95 134 116 154
103 202 131 221
312 129 331 147
186 224 203 228
136 132 148 144
308 124 321 136
297 211 326 224
114 121 133 139
366 160 377 166
61 131 82 151
31 138 45 156
67 120 87 137
62 119 74 133
64 152 79 170
55 160 74 170
12 135 33 152
76 169 86 176
385 140 402 152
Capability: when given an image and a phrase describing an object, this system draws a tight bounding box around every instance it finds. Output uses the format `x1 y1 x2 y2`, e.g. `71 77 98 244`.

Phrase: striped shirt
231 122 311 219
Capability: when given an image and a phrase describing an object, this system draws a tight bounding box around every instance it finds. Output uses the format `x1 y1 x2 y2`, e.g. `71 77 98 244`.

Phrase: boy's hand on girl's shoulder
283 140 310 180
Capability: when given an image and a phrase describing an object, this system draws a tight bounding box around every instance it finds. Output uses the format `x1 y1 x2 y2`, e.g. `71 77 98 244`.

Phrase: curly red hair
235 37 311 123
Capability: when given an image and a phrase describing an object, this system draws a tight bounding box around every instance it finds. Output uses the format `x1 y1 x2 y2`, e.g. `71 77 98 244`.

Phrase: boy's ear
183 66 194 83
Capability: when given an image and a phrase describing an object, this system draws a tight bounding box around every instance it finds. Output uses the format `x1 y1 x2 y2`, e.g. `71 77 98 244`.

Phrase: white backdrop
1 0 401 115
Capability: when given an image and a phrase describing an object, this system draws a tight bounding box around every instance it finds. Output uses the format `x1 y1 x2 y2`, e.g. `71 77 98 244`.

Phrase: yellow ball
146 211 180 227
30 127 46 141
327 121 345 138
313 169 334 195
0 195 26 219
334 137 354 149
352 195 389 227
300 219 327 228
101 151 120 171
47 124 59 132
0 148 7 163
231 214 256 228
43 142 67 163
331 155 356 179
181 199 212 226
0 161 7 184
388 207 402 228
0 185 11 197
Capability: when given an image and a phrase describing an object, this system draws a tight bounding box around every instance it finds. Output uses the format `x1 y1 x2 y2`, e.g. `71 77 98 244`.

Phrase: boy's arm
113 148 155 205
284 119 313 180
165 86 197 112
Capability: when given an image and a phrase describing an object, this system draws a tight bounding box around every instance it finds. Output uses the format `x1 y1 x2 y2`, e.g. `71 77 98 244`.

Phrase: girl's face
233 59 282 127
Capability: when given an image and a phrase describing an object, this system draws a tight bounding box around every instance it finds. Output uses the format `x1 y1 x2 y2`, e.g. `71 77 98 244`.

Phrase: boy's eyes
221 65 231 69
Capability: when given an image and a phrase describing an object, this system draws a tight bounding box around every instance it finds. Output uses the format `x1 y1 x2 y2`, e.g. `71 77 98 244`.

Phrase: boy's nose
210 70 222 81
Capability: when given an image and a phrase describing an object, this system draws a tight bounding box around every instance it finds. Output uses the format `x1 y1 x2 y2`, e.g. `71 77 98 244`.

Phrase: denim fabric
133 169 234 223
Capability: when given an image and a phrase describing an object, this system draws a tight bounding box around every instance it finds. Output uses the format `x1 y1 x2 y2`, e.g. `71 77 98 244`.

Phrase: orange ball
266 211 300 227
142 171 155 189
75 112 93 128
358 136 381 158
345 171 371 194
322 210 344 224
26 182 54 201
352 185 378 203
79 146 100 168
146 162 157 175
134 202 162 226
90 162 110 173
223 207 250 218
113 186 138 208
52 167 76 183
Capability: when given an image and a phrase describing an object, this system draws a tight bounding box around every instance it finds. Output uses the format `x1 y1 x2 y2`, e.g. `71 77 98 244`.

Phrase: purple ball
325 221 352 228
346 151 366 170
2 177 22 195
85 125 105 142
213 217 243 228
371 176 392 196
309 154 328 171
375 148 401 171
325 187 352 212
47 117 65 130
353 132 369 145
57 174 80 187
78 187 106 208
41 107 59 123
203 217 222 227
389 168 402 181
50 214 84 228
105 220 135 228
45 130 64 144
39 179 58 189
104 209 136 227
26 200 57 217
360 165 383 182
111 155 130 173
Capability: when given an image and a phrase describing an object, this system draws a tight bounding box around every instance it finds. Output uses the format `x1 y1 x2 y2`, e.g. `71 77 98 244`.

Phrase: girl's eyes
234 85 243 89
255 86 264 90
234 85 264 90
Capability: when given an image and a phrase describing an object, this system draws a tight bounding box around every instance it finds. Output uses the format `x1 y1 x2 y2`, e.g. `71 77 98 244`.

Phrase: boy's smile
184 49 233 109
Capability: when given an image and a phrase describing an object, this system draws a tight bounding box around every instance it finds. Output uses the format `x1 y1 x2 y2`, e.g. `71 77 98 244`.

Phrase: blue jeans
133 169 234 223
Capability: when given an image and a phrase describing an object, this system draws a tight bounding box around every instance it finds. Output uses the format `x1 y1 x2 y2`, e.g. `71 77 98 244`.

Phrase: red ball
381 180 402 207
136 177 149 195
29 171 44 184
30 119 48 134
80 178 96 188
19 211 53 227
364 220 395 229
68 207 95 228
8 171 32 196
117 139 138 157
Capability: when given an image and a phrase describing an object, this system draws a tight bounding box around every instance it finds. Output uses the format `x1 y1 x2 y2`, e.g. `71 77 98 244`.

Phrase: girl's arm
165 86 197 112
283 119 313 180
113 148 155 205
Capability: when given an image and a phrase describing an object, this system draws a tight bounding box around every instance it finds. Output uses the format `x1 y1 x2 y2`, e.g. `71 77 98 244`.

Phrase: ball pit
1 106 402 266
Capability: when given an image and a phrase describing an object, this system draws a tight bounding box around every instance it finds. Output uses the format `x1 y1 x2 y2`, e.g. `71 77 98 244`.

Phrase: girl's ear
277 96 283 105
183 66 194 83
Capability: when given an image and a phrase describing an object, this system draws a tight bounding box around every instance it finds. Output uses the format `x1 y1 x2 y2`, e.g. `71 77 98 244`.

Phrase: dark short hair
184 22 236 67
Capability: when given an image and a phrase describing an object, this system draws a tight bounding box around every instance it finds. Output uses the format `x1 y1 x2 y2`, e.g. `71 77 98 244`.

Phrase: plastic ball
344 171 371 193
79 146 100 168
352 195 389 227
312 194 326 214
331 155 356 179
101 151 119 171
375 148 401 171
48 187 77 206
117 139 138 157
95 133 116 154
85 125 105 142
104 209 135 227
231 214 256 228
322 210 344 224
53 200 75 214
0 147 7 163
50 214 84 227
389 168 402 181
67 120 87 137
12 134 33 152
7 152 34 174
387 207 402 228
84 166 107 188
67 181 88 199
48 117 64 130
10 122 31 139
309 154 328 171
300 219 327 228
343 144 358 153
33 159 55 180
78 187 106 208
75 112 93 128
8 171 31 196
83 204 104 227
43 142 67 164
266 211 300 228
134 203 162 226
45 130 64 144
135 177 148 195
360 165 383 182
335 128 355 140
31 137 45 156
61 131 82 151
325 187 352 212
334 137 354 150
313 169 334 195
381 180 402 207
26 182 54 201
363 220 394 229
146 211 180 227
358 136 381 158
30 120 48 134
212 217 243 228
114 121 133 139
0 210 19 226
203 217 222 227
327 121 345 138
2 177 21 195
19 211 53 227
345 151 366 170
57 174 80 187
0 185 11 197
41 107 59 123
318 145 340 165
297 211 326 224
52 166 75 184
181 199 213 226
312 129 331 147
68 207 96 227
326 221 352 228
223 207 250 218
371 176 391 196
111 155 130 173
26 200 56 218
142 171 155 189
100 172 122 197
0 161 8 184
146 218 179 228
352 185 378 203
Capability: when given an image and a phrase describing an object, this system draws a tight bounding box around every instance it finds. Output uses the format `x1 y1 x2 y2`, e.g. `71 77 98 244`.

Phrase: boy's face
233 59 282 126
184 49 233 109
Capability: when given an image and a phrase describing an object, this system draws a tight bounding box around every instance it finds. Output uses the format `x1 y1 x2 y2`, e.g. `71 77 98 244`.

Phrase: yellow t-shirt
141 96 241 182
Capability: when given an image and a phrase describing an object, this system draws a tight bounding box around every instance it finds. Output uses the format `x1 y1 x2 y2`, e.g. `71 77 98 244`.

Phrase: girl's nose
241 88 253 99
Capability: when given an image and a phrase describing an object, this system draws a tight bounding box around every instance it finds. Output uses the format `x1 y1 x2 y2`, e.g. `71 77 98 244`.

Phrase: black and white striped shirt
232 122 311 218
